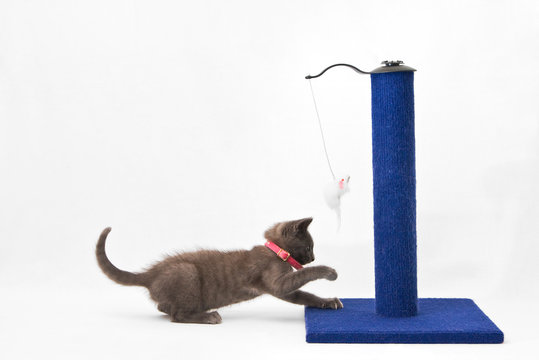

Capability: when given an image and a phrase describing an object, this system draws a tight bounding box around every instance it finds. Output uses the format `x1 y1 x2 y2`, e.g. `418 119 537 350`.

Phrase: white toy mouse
324 175 350 230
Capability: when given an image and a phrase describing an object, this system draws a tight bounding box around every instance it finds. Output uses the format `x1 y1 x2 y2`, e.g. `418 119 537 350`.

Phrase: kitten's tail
96 227 146 287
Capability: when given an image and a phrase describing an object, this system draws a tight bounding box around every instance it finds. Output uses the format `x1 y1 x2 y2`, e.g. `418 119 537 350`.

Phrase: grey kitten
96 217 343 324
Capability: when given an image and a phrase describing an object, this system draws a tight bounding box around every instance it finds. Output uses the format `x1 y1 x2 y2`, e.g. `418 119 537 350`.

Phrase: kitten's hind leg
171 310 222 325
157 303 171 315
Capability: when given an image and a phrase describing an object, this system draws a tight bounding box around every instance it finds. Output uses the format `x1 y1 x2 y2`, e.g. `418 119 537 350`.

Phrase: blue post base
305 298 503 343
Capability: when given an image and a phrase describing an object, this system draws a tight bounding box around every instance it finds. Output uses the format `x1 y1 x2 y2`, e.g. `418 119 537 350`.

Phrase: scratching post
371 71 417 318
304 61 503 343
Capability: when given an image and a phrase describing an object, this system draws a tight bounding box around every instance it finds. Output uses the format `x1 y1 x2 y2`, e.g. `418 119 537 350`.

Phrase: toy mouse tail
96 227 147 287
335 207 342 233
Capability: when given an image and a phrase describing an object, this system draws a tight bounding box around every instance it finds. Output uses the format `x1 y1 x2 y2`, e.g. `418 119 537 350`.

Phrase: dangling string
307 77 351 232
308 79 336 180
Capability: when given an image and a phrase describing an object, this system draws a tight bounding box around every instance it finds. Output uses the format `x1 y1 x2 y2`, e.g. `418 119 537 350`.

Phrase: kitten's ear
291 217 313 233
298 217 313 230
272 218 314 238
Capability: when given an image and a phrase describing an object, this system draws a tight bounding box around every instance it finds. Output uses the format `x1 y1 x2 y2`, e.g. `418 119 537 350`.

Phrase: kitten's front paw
322 267 338 281
320 298 344 310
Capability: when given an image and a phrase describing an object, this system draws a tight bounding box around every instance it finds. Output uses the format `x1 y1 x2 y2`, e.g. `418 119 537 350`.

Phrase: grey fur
96 217 343 324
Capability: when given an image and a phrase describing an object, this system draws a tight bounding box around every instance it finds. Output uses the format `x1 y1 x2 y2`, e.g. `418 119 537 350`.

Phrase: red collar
264 241 303 270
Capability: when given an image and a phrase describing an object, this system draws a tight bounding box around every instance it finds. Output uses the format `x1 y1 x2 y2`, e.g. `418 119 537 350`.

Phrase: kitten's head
264 217 315 265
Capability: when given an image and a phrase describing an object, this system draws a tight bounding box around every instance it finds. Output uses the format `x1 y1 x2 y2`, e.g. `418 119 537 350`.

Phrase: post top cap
371 60 416 74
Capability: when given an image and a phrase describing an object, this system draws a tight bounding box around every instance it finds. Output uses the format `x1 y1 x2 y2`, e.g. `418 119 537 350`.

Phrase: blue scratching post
304 61 503 344
371 70 418 318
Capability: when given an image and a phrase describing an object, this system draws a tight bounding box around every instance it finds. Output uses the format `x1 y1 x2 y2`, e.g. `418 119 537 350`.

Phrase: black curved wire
305 63 370 79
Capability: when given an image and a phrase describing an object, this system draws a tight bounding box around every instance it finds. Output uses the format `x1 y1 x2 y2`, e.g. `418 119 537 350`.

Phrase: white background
1 0 538 359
